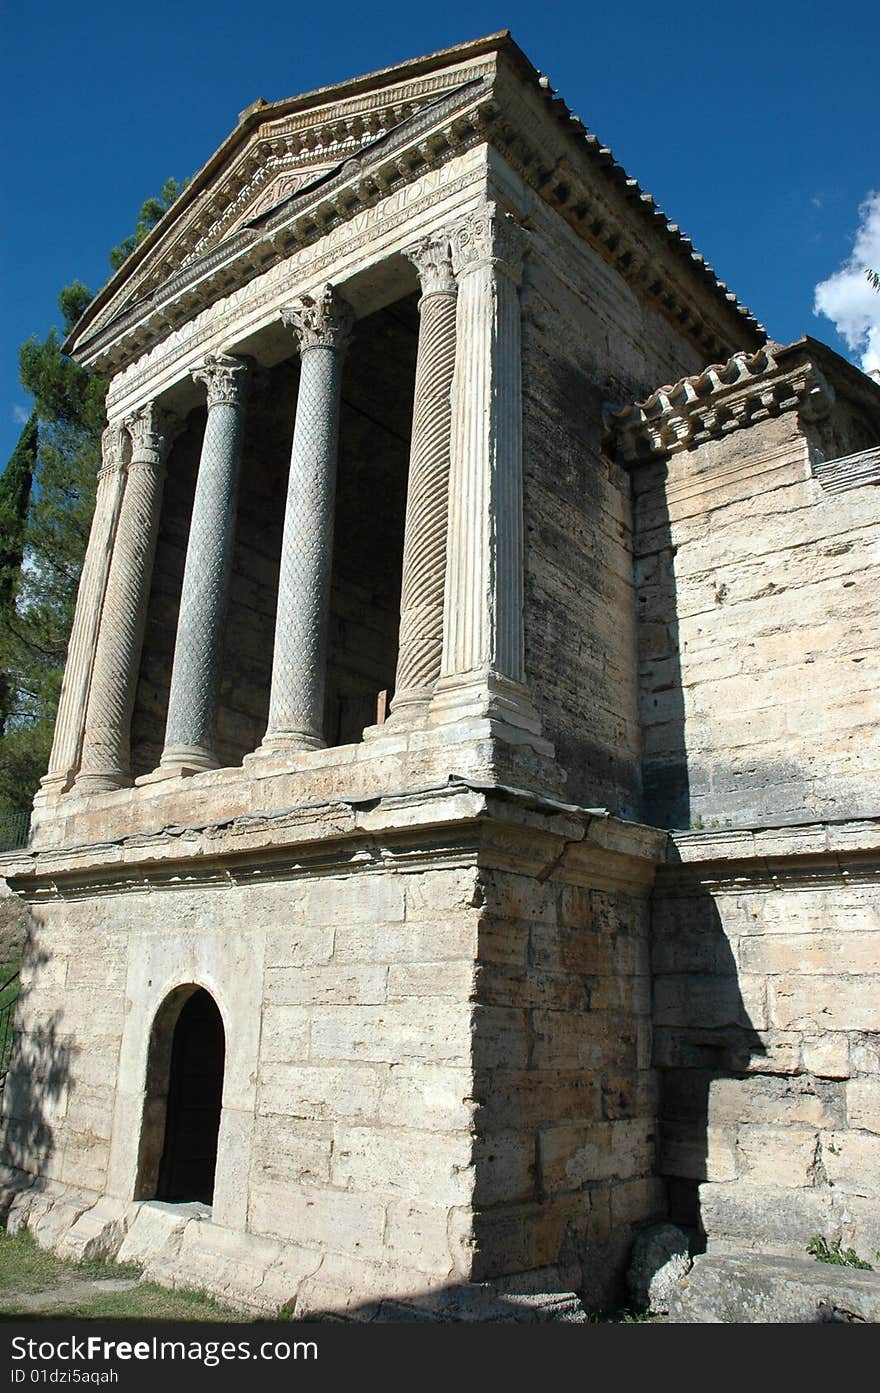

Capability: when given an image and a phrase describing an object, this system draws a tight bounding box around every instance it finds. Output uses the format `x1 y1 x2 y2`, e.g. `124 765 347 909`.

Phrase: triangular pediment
68 31 764 377
71 36 505 356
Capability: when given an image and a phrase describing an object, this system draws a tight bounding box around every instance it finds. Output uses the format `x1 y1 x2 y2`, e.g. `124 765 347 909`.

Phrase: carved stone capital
449 204 528 284
192 352 250 409
404 235 457 298
281 284 354 353
124 402 179 465
98 422 127 479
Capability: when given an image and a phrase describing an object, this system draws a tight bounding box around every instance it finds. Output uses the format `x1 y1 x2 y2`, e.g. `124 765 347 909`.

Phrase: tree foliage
0 412 38 737
0 413 37 616
0 180 185 819
108 178 185 272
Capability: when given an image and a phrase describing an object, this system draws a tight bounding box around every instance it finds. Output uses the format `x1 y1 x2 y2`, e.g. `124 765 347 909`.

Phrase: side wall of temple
469 845 664 1308
632 392 880 831
653 828 880 1262
0 795 668 1314
518 195 715 817
1 837 481 1305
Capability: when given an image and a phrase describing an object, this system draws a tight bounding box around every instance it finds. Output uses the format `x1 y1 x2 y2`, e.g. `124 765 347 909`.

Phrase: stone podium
1 33 877 1320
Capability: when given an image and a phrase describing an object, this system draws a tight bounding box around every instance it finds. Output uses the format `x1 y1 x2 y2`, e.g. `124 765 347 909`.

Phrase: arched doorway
136 986 225 1205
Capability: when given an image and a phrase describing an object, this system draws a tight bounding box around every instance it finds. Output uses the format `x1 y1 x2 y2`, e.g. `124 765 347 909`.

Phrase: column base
244 731 327 770
137 744 220 783
71 768 133 795
33 771 74 805
429 670 553 752
369 687 432 735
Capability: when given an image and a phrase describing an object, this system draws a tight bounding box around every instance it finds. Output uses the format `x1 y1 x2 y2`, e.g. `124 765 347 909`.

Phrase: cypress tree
0 412 38 734
0 180 186 819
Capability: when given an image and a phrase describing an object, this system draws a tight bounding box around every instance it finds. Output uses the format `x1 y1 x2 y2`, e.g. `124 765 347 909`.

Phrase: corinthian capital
124 402 179 465
404 235 457 298
98 422 127 478
281 284 354 353
449 204 528 283
192 353 250 409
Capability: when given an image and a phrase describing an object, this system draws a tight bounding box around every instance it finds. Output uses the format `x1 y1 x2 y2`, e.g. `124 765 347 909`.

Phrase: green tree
0 412 37 733
108 178 185 271
0 181 185 821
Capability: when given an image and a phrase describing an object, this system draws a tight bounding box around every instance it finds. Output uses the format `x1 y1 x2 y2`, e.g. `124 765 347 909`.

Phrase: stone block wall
471 861 663 1308
633 406 880 829
1 889 128 1195
243 860 481 1306
653 825 880 1263
1 793 668 1313
0 855 481 1303
518 197 712 818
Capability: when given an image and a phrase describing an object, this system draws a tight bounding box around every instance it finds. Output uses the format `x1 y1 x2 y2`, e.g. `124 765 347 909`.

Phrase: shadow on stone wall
652 884 764 1250
460 872 664 1314
632 457 691 830
0 946 75 1211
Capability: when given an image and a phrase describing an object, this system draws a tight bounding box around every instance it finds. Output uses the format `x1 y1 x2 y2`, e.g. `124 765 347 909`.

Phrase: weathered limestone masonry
615 339 880 830
0 32 877 1319
0 788 663 1316
610 338 880 1275
652 821 880 1265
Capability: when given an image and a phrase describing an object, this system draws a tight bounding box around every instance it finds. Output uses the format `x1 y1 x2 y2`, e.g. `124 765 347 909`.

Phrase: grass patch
806 1235 874 1271
0 1229 141 1294
0 961 20 992
0 1229 253 1322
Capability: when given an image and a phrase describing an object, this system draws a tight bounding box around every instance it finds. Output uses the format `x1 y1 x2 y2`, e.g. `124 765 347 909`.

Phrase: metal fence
0 811 29 853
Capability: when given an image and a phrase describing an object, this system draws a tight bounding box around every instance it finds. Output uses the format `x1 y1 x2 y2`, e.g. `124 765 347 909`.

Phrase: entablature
67 34 766 384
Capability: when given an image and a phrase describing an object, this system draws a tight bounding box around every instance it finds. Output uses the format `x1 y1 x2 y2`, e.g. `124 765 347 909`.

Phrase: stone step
667 1252 880 1323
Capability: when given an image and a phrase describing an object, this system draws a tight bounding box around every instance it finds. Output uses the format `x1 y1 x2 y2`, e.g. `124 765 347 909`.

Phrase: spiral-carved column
387 236 457 724
75 405 174 792
258 285 353 754
37 423 129 800
158 354 250 775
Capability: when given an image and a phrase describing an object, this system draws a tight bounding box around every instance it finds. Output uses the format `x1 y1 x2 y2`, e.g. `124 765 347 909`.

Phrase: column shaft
159 355 249 774
388 237 457 722
75 406 172 792
430 205 535 729
37 425 127 800
260 286 352 753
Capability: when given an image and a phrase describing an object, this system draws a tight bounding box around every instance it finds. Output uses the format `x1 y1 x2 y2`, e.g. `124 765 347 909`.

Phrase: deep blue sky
3 0 878 465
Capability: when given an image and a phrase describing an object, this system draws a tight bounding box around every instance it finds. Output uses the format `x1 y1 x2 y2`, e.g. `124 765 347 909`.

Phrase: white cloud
814 190 880 374
11 404 29 425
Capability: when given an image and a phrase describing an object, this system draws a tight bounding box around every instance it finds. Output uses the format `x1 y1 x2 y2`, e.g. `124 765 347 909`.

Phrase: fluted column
74 405 174 792
429 203 543 737
386 235 457 724
36 424 129 801
257 285 353 754
157 354 249 775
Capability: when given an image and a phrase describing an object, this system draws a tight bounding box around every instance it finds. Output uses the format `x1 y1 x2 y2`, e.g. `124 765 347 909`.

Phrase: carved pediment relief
68 32 764 378
83 50 498 345
234 168 332 227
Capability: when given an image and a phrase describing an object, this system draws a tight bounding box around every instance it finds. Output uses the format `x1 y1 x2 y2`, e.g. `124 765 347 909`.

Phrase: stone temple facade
0 33 878 1318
